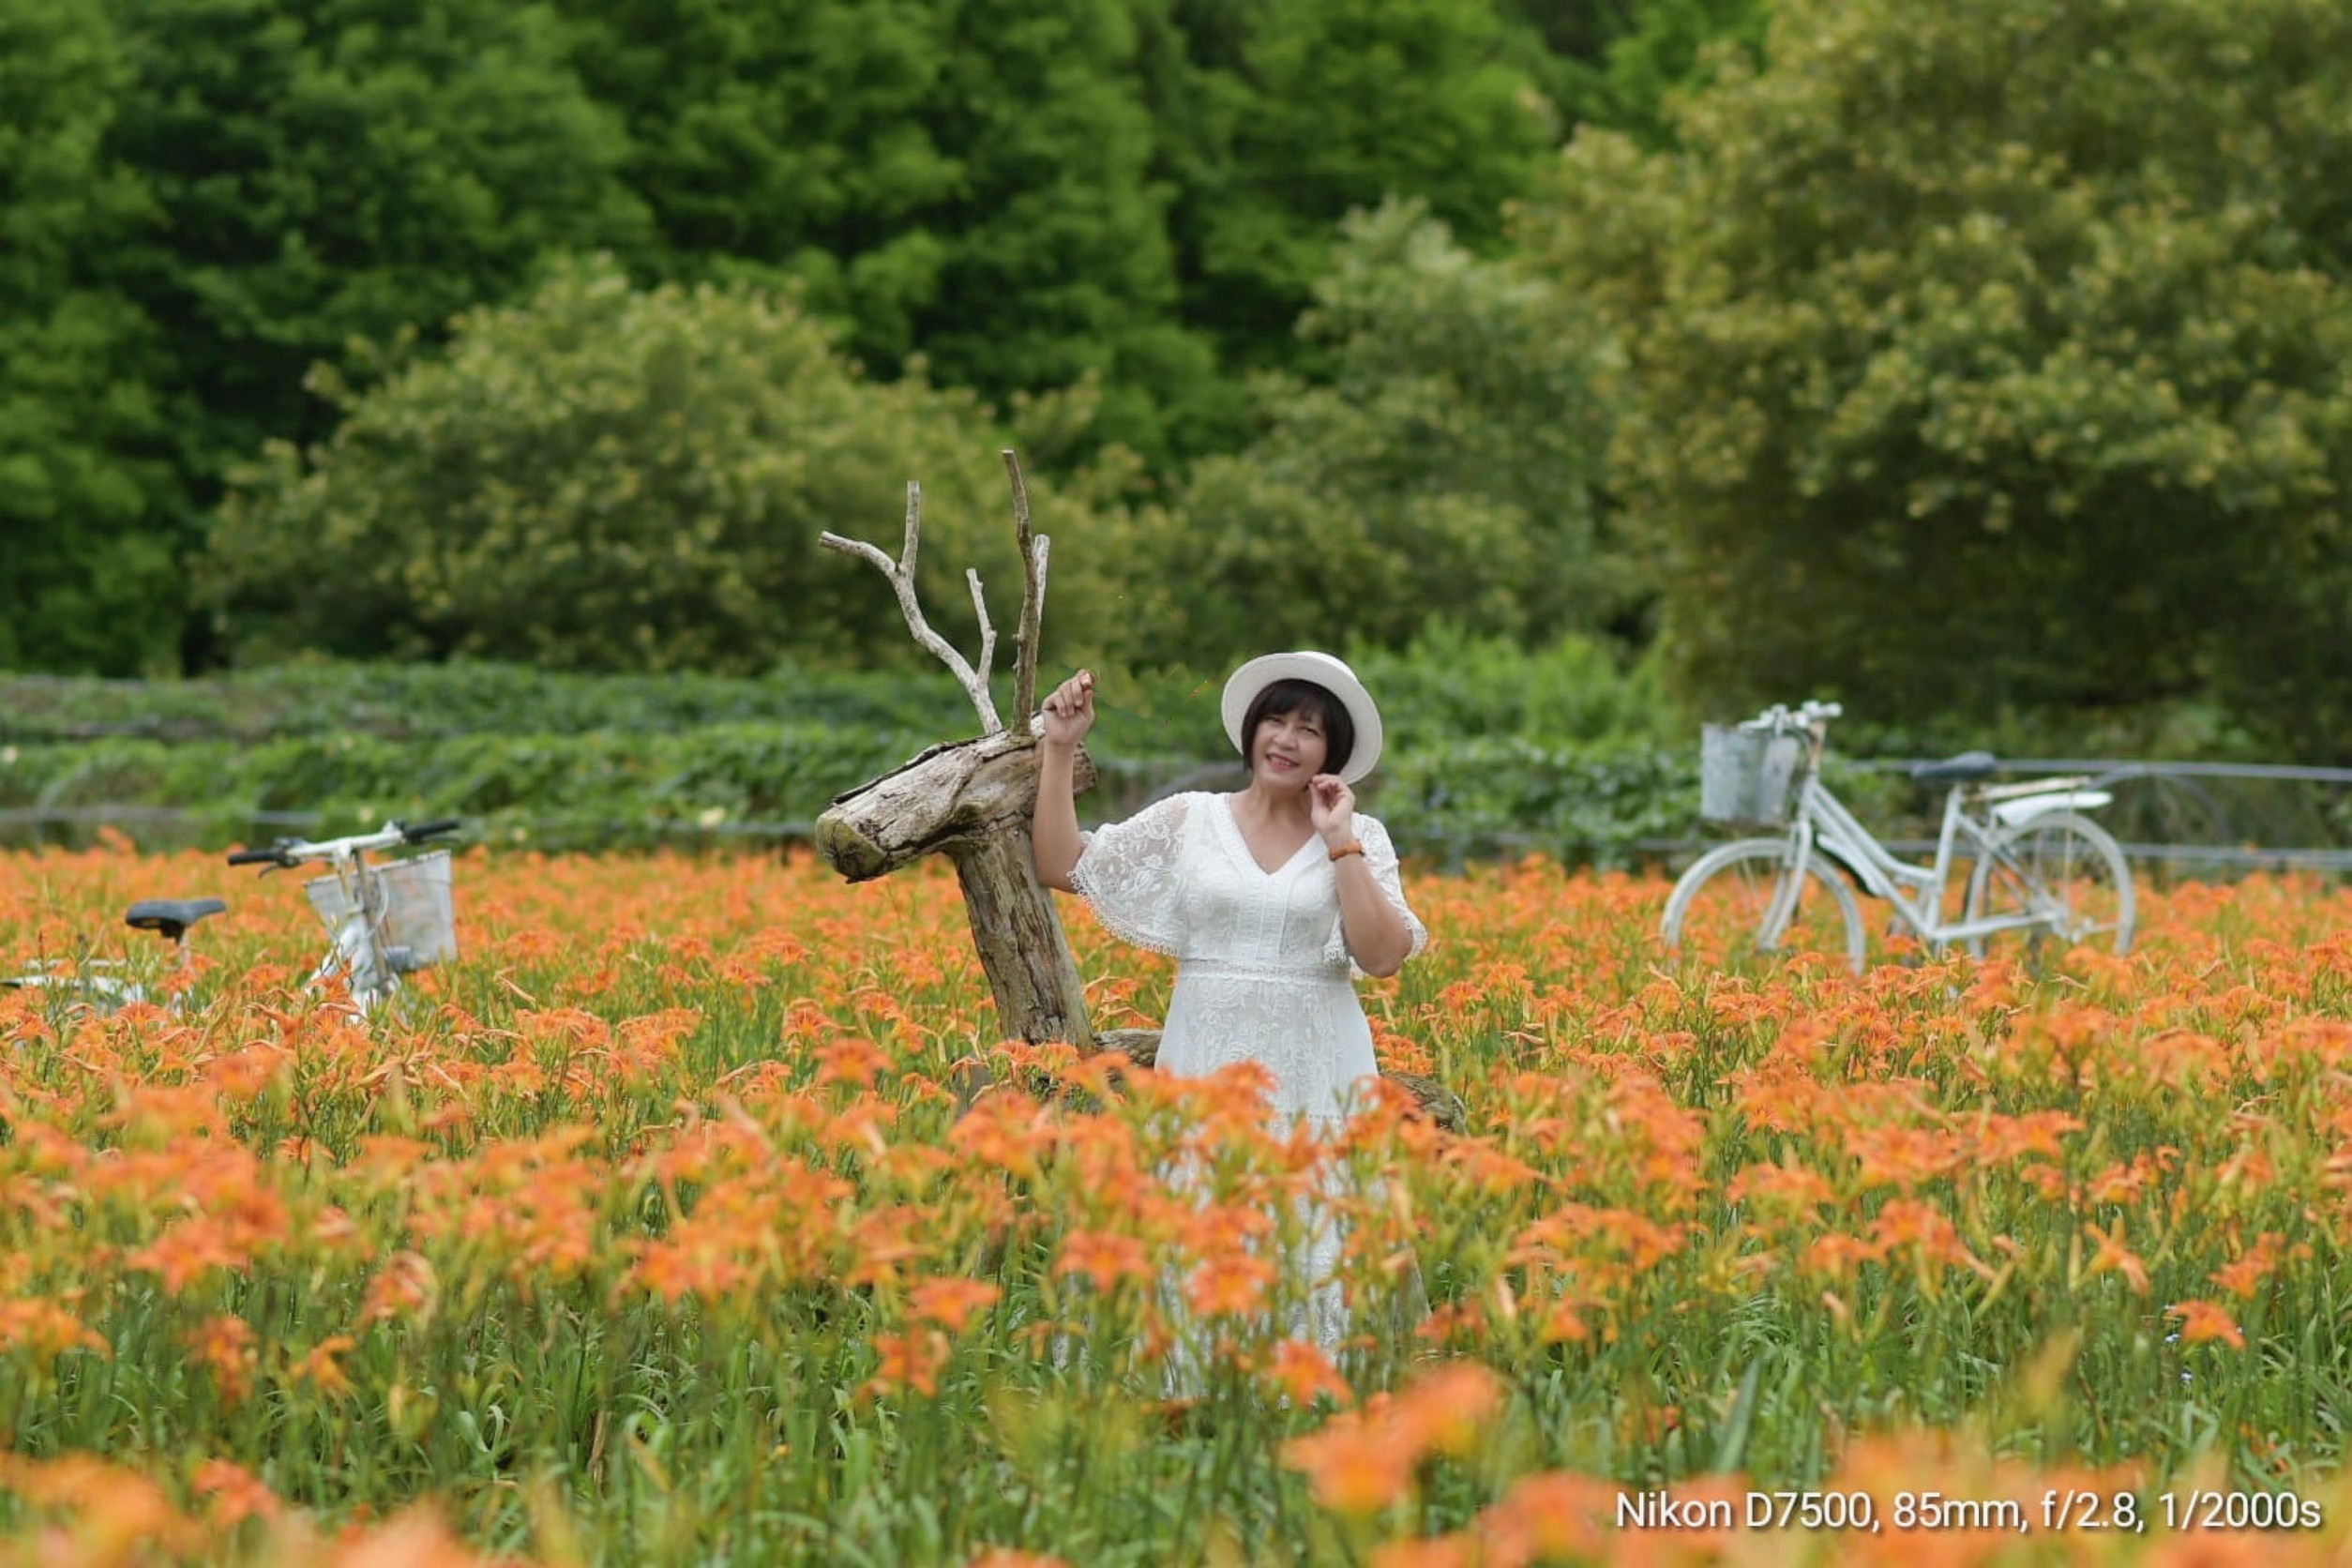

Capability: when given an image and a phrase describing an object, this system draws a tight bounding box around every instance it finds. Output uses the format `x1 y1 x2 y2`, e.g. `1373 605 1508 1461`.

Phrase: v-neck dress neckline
1221 792 1319 879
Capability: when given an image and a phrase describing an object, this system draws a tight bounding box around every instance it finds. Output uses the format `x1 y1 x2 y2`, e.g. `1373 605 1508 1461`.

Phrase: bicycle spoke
1966 815 2134 966
1665 843 1866 973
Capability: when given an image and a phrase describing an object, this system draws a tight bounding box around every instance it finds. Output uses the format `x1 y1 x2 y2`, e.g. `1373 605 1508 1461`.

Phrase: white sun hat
1220 650 1384 784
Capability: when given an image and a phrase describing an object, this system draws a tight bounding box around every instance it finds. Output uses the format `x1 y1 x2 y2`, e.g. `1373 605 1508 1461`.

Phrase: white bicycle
5 819 460 1020
1661 702 2134 974
229 818 462 1015
3 897 227 1011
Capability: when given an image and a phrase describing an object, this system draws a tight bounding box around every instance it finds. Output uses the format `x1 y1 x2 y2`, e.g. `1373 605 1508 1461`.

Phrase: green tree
1113 200 1623 671
204 258 1126 675
562 0 1566 464
1497 0 1767 146
1141 0 1555 378
1526 0 2352 752
0 0 181 674
557 0 1217 466
102 0 649 496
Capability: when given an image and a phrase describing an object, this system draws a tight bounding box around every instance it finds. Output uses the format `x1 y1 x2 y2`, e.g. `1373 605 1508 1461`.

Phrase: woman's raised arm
1032 671 1093 891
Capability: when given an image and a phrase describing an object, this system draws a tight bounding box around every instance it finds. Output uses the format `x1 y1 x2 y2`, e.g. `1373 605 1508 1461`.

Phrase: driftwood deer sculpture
814 452 1120 1055
815 452 1461 1129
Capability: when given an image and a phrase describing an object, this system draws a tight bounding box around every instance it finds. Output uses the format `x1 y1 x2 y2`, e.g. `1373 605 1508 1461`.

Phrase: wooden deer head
814 451 1099 1050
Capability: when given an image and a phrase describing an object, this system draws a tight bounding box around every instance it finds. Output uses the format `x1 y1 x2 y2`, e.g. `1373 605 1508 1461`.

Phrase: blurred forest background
8 0 2352 851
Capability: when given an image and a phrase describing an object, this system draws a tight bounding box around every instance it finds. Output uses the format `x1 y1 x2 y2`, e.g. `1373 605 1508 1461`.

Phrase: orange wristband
1327 840 1364 862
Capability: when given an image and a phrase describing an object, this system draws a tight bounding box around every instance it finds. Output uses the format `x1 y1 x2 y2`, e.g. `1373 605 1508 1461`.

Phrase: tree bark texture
815 724 1098 1048
815 722 1094 882
944 829 1094 1050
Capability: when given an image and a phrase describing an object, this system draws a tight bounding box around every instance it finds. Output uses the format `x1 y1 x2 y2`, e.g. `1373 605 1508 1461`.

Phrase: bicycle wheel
1963 812 2134 960
1662 838 1868 975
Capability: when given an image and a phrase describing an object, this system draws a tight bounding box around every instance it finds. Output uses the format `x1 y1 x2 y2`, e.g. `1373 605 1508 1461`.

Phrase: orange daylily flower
8 836 2352 1560
868 1326 952 1398
1283 1419 1415 1517
184 1314 259 1405
2085 1220 2151 1294
2169 1300 2247 1349
294 1334 358 1399
1262 1338 1351 1407
908 1276 1001 1332
1184 1253 1277 1318
191 1456 281 1528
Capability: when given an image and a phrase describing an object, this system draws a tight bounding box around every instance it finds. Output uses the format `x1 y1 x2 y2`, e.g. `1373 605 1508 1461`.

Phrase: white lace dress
1069 791 1428 1365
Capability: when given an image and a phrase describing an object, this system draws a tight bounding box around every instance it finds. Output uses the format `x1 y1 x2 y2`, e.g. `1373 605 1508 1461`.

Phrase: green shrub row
2 632 1673 746
0 639 1946 864
0 662 984 745
1 722 1927 868
0 726 934 853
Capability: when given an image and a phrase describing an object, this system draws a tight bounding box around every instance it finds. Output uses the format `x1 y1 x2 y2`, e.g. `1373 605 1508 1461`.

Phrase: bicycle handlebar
1742 700 1844 732
228 817 461 870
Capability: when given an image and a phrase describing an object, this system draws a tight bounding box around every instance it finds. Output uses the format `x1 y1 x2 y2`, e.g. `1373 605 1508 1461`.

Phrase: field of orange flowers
6 839 2352 1565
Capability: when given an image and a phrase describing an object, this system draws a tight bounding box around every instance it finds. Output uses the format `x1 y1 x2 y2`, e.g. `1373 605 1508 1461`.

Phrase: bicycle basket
1699 724 1805 827
305 850 458 970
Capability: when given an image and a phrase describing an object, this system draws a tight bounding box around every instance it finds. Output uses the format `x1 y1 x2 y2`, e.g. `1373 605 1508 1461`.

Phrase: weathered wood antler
1005 450 1048 737
819 480 1004 733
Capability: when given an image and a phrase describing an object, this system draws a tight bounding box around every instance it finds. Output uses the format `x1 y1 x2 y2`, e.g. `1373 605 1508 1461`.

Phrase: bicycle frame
8 820 456 1021
5 910 216 1015
307 849 404 1012
234 818 460 1018
2 957 148 1010
1759 724 2089 951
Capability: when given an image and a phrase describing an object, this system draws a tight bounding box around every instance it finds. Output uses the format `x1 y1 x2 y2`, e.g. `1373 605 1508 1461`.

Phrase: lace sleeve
1324 814 1428 974
1068 793 1193 957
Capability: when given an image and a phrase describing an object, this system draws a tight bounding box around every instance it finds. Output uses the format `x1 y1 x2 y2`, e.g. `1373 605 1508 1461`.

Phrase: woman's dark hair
1239 679 1354 777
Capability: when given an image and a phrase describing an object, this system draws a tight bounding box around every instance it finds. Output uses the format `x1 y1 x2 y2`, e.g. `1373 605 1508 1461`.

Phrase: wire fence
1849 757 2352 875
1401 757 2352 877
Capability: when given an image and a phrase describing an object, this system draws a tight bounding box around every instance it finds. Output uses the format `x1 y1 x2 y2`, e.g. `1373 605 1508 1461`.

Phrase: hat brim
1220 652 1383 784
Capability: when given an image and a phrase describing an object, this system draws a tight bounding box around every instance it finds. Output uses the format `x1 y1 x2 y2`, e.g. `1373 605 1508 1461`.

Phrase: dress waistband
1178 957 1352 983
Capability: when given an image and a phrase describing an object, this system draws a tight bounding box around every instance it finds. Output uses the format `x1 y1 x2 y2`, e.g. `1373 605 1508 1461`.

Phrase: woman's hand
1041 669 1094 747
1309 774 1355 844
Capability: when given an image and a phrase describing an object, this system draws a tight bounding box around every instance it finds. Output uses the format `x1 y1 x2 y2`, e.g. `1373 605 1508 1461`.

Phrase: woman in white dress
1030 650 1428 1365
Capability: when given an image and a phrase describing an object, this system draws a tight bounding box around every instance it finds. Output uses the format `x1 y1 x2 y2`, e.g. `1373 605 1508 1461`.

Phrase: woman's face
1249 707 1329 788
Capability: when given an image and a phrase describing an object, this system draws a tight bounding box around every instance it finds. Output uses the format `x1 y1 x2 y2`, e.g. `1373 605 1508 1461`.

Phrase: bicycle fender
1992 792 2113 827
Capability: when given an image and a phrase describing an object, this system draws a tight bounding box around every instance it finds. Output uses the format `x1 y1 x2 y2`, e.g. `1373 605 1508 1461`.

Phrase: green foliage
2 634 1676 752
552 0 1563 463
4 712 1715 867
2 0 1601 675
558 0 1218 465
1 641 1698 862
1349 624 1676 749
102 0 648 479
203 259 1128 673
1500 0 1767 146
1380 737 1696 868
1115 201 1629 671
1527 0 2352 756
0 660 984 745
1145 0 1555 382
0 0 181 675
0 725 934 852
2 0 649 674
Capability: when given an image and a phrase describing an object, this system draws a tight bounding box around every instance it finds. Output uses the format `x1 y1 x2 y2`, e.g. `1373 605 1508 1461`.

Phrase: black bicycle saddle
124 897 228 942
